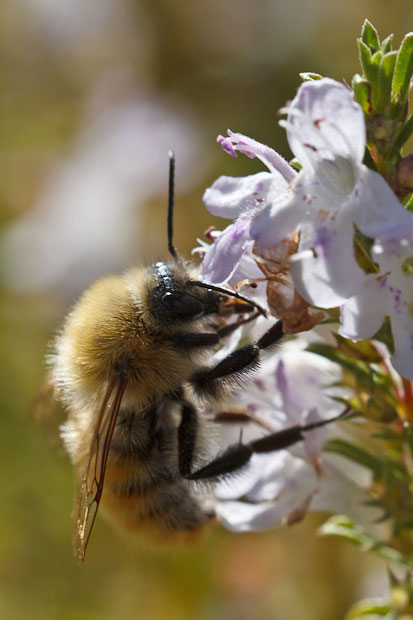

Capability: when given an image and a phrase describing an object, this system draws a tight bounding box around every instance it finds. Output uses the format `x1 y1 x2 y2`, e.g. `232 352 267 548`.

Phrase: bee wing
73 374 128 563
31 374 67 446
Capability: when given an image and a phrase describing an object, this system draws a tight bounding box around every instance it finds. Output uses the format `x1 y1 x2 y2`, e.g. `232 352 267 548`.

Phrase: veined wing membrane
73 374 128 563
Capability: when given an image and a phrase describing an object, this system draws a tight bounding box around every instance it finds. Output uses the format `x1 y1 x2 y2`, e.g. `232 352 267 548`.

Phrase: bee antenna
167 150 179 261
189 280 268 317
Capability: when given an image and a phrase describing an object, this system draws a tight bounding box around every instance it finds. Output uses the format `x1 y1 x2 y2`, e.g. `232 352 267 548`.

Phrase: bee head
146 261 224 325
134 152 265 328
145 261 265 327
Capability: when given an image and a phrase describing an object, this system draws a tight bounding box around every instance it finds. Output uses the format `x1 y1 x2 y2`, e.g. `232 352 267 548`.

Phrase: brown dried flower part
252 236 325 334
282 493 314 526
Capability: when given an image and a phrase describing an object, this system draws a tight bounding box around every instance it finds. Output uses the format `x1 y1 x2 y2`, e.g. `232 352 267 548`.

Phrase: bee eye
161 292 204 319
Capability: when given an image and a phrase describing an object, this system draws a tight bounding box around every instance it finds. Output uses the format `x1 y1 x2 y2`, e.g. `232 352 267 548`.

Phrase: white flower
340 225 413 380
212 339 378 531
202 78 410 311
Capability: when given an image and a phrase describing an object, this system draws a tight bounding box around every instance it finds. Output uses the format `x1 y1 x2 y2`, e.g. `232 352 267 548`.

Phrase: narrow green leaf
324 439 382 473
344 599 390 619
372 318 395 354
358 40 379 108
361 19 380 53
333 334 383 363
387 567 400 588
358 39 373 75
288 157 302 171
352 74 371 114
319 515 413 568
391 32 413 107
353 226 378 273
371 50 383 67
377 52 398 112
403 421 413 456
381 34 394 54
405 193 413 212
393 114 413 154
299 72 323 81
307 343 394 393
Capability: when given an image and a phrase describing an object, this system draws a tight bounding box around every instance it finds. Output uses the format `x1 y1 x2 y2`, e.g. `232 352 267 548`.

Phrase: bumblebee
47 153 344 562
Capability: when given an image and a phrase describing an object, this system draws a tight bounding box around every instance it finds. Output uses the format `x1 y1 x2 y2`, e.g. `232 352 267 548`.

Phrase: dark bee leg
174 312 261 350
190 320 284 398
186 409 348 480
175 333 219 349
211 409 275 432
177 402 199 477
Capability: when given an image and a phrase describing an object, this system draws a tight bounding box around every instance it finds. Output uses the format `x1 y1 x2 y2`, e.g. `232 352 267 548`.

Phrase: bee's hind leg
177 401 200 477
185 410 349 481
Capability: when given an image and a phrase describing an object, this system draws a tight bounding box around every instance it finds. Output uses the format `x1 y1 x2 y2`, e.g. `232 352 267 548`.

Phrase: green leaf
299 72 323 81
358 40 379 108
381 34 394 54
371 50 383 67
402 421 413 454
353 226 378 273
288 157 302 171
306 343 394 393
361 20 381 53
391 32 413 108
352 74 371 114
333 334 383 363
372 318 395 354
319 515 413 568
405 193 413 212
344 599 390 619
377 52 398 112
358 39 373 75
324 439 383 474
393 114 413 154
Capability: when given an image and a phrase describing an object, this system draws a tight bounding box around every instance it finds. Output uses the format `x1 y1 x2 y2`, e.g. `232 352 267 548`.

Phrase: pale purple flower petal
218 129 296 182
390 305 413 380
249 190 304 247
375 237 413 379
339 274 387 340
284 78 365 171
216 455 317 532
302 407 328 464
311 460 384 531
340 230 413 379
352 167 413 238
216 500 284 532
213 454 273 500
200 219 252 285
203 172 284 219
246 452 316 503
290 210 365 307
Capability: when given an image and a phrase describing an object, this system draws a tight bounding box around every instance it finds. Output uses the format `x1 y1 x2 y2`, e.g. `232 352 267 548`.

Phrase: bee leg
190 320 283 398
174 333 220 349
215 311 261 339
173 312 261 351
186 410 348 480
211 410 275 432
177 401 199 477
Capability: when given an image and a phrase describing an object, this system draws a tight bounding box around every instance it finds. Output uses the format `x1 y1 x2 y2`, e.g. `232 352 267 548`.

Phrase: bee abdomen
100 405 212 540
102 468 210 539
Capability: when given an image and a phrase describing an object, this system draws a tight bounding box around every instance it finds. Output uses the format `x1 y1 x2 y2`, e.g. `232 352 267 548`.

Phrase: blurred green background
0 1 411 619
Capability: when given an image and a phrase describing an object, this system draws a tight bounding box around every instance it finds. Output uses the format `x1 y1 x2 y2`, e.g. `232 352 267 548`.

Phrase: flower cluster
200 77 413 379
195 21 413 612
212 336 381 532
